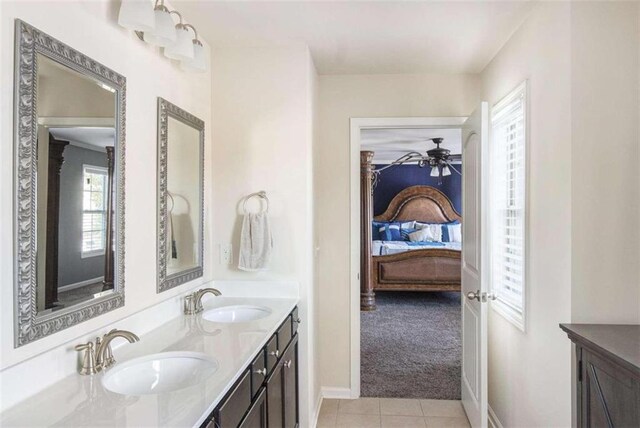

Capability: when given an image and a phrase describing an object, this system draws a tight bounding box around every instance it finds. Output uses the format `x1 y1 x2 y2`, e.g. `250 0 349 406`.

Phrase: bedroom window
81 165 108 258
490 81 527 331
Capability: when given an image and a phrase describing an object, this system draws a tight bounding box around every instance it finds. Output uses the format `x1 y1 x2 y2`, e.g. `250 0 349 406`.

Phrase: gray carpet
361 291 461 399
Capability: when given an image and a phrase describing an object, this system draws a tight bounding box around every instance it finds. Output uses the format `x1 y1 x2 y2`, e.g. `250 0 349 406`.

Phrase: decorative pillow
443 221 462 243
378 222 403 241
408 228 437 242
414 222 443 242
372 221 386 241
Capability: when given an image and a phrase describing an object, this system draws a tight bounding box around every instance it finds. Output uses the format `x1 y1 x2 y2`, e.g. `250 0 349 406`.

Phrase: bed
361 184 462 310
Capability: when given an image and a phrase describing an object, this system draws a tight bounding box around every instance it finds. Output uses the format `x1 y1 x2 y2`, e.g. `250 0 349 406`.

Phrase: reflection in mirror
158 98 204 293
35 54 118 314
166 117 201 275
14 20 125 346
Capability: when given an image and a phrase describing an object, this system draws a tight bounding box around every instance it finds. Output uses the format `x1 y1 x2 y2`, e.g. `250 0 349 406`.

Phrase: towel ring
243 191 269 214
167 192 175 213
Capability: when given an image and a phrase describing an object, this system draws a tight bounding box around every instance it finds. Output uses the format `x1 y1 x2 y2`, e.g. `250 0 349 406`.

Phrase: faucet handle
75 342 98 376
184 292 198 315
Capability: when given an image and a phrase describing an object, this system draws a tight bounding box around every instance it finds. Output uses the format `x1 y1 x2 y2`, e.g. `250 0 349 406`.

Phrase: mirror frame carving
156 98 205 293
13 20 126 347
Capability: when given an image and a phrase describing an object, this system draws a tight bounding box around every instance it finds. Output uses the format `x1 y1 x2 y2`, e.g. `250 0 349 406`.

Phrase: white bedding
372 240 462 256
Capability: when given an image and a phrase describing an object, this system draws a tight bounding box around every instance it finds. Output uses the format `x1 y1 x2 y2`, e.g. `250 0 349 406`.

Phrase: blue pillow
441 220 461 242
372 221 386 241
378 222 403 241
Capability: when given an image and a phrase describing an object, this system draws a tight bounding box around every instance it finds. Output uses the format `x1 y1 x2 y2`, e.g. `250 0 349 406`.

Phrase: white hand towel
238 212 273 271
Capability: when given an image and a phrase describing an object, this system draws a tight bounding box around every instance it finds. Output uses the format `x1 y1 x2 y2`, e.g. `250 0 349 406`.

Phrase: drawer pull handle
270 350 280 358
254 368 267 376
284 360 292 369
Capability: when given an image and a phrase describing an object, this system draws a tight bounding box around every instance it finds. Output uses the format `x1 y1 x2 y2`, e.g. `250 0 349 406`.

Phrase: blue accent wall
373 164 462 216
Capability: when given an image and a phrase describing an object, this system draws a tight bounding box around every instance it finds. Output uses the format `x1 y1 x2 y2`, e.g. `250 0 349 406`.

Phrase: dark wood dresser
560 324 640 428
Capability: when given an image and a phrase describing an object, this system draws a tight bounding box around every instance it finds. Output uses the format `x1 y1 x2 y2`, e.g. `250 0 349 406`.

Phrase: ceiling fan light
118 0 155 32
442 165 451 176
164 26 194 61
143 7 176 47
430 166 440 177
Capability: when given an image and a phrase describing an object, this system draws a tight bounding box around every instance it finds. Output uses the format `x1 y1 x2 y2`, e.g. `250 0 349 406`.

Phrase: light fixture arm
183 24 202 45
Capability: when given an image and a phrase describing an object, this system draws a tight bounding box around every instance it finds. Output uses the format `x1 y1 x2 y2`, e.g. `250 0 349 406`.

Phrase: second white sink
102 352 218 395
202 305 271 323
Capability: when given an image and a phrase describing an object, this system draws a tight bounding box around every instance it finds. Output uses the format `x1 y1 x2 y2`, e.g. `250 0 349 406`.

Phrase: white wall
0 0 212 411
316 73 480 390
482 2 640 427
481 3 573 427
570 1 640 325
210 45 319 426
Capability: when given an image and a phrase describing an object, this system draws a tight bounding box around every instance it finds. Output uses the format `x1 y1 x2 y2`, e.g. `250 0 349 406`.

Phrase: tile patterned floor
317 398 470 428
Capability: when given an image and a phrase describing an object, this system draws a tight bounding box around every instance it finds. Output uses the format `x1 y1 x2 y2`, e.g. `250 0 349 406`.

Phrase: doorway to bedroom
353 118 465 403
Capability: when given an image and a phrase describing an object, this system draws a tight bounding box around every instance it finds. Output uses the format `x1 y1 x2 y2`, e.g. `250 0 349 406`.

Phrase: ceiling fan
372 138 462 186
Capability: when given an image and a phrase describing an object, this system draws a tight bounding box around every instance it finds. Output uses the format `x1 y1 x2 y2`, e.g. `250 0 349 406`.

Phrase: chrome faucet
184 288 222 315
75 329 139 375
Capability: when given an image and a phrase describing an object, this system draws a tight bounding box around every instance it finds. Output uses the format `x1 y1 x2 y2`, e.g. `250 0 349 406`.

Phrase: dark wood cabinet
560 324 640 428
240 388 267 428
202 307 299 428
282 337 299 428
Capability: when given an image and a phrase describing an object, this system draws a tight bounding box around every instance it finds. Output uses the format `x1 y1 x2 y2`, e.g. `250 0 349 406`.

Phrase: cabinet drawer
266 334 279 373
250 349 266 398
277 315 293 352
215 369 252 428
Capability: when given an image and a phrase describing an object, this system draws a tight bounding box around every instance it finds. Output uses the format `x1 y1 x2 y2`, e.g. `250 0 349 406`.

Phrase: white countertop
0 297 298 427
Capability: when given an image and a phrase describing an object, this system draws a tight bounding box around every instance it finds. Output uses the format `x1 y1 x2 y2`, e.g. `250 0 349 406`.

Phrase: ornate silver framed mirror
13 20 126 347
157 98 204 293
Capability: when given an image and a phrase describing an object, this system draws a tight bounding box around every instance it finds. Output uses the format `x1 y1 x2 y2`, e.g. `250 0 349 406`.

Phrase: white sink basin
202 305 271 323
101 352 218 395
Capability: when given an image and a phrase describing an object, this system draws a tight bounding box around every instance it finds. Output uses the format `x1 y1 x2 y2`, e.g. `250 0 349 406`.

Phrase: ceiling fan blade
445 161 462 176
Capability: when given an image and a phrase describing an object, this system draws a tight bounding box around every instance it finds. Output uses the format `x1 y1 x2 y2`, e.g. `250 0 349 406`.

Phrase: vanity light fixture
143 3 176 47
118 0 207 72
118 0 155 32
164 12 194 61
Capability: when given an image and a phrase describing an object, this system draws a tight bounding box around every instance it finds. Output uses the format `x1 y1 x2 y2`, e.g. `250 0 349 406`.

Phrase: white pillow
414 223 443 242
447 223 462 243
408 228 436 242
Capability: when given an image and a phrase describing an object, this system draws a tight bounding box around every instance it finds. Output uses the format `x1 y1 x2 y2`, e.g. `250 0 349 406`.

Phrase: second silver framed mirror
157 98 204 293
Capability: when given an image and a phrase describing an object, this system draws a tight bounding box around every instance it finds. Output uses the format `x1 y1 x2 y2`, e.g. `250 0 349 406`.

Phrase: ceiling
361 128 461 164
176 1 534 75
48 127 115 151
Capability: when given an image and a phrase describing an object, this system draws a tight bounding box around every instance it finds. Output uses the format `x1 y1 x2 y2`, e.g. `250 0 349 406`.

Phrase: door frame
349 116 467 398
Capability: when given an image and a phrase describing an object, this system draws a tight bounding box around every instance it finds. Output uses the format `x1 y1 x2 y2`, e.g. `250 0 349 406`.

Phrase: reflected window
82 165 108 257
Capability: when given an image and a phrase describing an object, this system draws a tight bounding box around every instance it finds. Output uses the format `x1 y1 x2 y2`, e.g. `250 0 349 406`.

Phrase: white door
461 102 489 427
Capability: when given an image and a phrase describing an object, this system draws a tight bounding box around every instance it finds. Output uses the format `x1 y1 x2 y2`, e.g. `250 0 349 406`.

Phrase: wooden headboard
374 185 461 223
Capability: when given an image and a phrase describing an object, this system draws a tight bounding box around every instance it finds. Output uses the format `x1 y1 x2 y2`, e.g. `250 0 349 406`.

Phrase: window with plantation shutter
81 165 108 258
490 81 527 330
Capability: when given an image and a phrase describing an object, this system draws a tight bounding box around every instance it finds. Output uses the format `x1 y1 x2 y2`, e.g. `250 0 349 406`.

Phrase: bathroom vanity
0 297 299 427
560 324 640 427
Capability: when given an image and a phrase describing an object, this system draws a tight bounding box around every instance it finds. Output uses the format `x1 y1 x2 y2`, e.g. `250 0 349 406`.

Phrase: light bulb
442 165 451 176
430 166 439 177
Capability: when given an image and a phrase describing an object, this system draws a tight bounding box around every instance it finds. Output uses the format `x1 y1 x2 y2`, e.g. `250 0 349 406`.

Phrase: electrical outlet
220 244 232 265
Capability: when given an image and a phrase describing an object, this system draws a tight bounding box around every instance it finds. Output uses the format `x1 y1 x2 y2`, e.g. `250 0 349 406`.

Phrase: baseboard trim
321 387 353 400
488 405 504 428
312 392 323 428
58 276 103 292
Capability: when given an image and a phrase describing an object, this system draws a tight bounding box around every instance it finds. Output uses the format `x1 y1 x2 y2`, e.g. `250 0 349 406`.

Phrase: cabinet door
282 336 299 428
267 360 284 427
240 387 267 428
